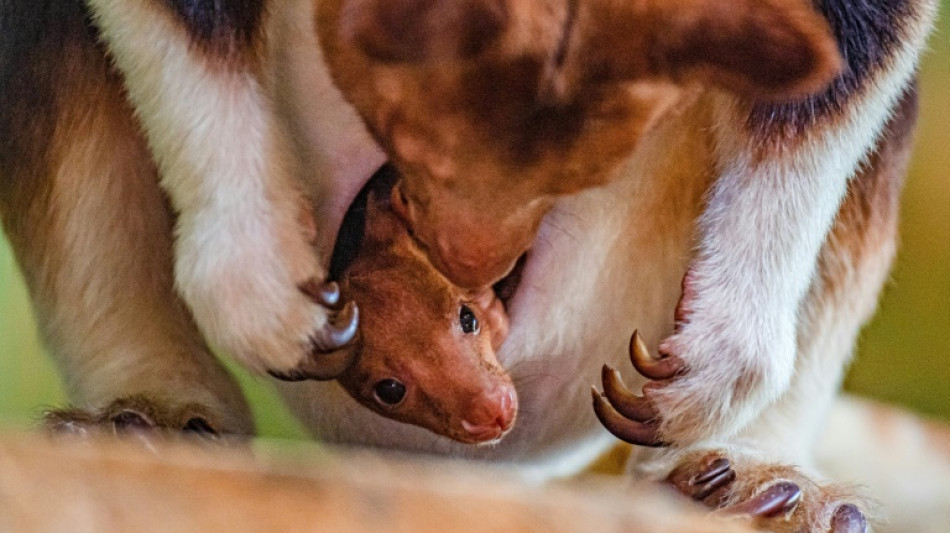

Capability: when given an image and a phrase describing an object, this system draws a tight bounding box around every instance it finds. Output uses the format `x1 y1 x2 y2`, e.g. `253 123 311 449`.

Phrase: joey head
330 165 516 444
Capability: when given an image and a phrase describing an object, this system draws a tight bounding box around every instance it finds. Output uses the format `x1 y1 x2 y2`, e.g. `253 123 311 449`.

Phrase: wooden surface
0 432 754 533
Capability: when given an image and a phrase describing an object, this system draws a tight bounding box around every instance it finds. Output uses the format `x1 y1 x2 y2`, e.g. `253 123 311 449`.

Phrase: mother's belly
269 0 386 263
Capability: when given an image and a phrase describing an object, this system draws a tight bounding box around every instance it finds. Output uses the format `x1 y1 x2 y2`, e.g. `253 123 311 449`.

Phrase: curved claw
268 302 361 382
299 279 342 309
601 365 657 422
830 504 867 533
591 387 666 447
630 330 684 380
318 282 341 308
692 458 732 484
690 458 737 501
726 481 802 517
668 455 736 506
44 409 97 436
312 301 360 352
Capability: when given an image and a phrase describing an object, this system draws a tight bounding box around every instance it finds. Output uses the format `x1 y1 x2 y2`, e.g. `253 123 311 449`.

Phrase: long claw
591 387 665 447
727 482 802 517
691 466 736 501
830 504 867 533
182 417 220 439
693 458 732 485
601 365 657 422
312 301 360 352
668 455 735 506
630 330 684 380
44 409 97 436
268 302 360 382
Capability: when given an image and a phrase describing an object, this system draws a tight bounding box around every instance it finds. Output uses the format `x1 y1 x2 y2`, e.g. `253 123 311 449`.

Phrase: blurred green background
0 9 947 436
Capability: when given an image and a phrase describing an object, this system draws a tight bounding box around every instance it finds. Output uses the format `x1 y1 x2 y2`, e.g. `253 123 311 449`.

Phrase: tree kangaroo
0 0 938 531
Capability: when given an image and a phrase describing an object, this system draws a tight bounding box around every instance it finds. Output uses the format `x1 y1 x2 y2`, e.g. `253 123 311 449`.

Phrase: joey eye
373 379 406 406
459 305 479 334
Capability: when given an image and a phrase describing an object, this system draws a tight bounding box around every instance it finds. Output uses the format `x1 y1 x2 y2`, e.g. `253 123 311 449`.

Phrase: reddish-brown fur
334 175 516 444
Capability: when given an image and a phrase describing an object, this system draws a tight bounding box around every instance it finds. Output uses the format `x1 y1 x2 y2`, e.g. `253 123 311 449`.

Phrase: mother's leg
0 2 251 434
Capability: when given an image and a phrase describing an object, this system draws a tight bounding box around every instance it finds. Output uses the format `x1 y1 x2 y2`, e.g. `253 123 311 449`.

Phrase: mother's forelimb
83 0 358 379
624 0 936 446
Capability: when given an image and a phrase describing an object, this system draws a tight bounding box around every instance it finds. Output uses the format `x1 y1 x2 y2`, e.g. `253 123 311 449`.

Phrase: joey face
339 281 517 444
317 0 840 289
336 196 517 444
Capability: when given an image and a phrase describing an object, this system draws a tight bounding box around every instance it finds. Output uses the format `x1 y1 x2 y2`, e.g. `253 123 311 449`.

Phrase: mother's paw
667 451 870 533
593 327 792 447
182 258 359 382
44 396 227 443
591 331 685 447
175 199 360 381
265 280 360 381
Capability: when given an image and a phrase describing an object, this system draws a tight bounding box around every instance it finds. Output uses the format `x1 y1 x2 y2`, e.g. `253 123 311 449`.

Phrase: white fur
267 0 386 255
84 0 334 373
818 396 950 533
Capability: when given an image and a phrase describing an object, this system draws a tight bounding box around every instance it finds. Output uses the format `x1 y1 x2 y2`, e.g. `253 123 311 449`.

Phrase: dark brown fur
164 0 265 51
749 0 918 137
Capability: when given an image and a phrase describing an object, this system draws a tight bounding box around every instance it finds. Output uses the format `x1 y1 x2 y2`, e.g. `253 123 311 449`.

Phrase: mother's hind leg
0 3 251 435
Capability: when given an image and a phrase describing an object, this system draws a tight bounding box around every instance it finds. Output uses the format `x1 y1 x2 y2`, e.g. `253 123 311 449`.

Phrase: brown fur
310 2 932 529
335 176 516 444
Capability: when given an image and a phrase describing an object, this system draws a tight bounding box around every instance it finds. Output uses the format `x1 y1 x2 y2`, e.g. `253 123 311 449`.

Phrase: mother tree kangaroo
0 0 938 531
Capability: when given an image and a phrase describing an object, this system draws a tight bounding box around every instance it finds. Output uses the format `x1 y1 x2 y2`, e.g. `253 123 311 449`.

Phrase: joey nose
462 385 518 442
496 386 517 431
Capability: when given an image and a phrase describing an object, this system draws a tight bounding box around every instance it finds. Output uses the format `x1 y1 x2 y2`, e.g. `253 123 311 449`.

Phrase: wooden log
0 432 754 532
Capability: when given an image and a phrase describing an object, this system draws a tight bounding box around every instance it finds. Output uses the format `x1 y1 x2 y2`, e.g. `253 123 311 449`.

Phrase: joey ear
472 290 509 351
364 190 406 243
593 0 841 99
339 0 509 63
